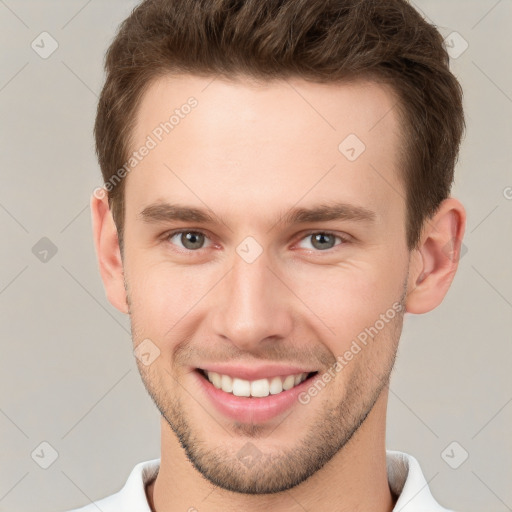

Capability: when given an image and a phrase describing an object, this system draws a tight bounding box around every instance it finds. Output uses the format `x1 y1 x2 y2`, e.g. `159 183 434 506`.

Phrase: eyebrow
139 201 377 227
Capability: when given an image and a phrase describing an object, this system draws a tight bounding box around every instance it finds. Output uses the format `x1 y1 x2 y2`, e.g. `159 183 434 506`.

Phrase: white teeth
232 378 251 397
269 376 283 395
220 374 233 393
282 375 296 391
205 371 309 397
210 372 222 389
250 378 270 397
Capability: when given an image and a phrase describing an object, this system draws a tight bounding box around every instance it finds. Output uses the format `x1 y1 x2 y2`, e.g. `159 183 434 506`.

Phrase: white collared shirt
66 450 453 511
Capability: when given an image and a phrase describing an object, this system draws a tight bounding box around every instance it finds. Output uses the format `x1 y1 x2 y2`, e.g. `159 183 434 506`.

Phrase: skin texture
91 74 466 512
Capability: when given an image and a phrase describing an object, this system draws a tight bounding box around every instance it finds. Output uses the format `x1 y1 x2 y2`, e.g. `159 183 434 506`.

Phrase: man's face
122 75 410 493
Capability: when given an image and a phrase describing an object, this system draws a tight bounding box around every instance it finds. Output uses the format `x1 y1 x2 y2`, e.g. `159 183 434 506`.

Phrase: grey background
0 1 511 511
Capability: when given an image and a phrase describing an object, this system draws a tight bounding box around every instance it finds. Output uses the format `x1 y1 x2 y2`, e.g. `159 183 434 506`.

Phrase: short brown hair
95 0 464 253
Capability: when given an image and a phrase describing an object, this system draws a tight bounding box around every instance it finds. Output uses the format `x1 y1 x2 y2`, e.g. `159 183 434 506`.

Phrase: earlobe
405 197 466 314
90 190 129 314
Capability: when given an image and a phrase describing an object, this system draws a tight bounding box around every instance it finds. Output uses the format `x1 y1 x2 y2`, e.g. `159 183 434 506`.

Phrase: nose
210 245 293 352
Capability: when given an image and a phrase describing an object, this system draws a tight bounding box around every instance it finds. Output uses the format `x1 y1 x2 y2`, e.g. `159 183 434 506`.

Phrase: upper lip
196 364 317 381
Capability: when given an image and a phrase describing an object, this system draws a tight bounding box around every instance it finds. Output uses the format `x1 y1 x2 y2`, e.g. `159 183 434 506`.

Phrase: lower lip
194 370 317 424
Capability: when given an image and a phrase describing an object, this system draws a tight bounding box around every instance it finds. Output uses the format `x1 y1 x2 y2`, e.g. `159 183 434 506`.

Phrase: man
69 0 466 510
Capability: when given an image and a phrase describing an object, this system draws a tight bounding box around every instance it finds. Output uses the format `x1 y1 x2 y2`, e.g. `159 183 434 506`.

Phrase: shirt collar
387 450 452 511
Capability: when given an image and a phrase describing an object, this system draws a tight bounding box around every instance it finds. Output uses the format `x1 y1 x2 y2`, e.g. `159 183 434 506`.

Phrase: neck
147 392 395 512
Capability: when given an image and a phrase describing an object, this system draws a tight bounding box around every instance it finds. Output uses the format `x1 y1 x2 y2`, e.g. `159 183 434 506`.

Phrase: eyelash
161 229 351 254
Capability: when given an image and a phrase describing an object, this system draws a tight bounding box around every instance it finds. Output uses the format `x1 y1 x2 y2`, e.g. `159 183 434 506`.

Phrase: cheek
287 257 406 343
126 261 197 333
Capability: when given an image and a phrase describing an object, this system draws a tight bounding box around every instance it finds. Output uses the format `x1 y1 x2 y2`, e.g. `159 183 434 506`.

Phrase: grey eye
169 231 208 250
298 232 342 251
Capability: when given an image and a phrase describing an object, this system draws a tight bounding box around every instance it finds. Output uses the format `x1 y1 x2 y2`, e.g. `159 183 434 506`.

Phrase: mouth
195 368 319 398
194 367 320 423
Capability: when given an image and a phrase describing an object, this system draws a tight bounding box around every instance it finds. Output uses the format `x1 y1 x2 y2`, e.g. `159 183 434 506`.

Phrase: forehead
126 74 404 228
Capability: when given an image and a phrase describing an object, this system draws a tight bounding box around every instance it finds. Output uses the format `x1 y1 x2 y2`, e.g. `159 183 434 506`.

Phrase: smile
198 369 317 397
194 368 320 423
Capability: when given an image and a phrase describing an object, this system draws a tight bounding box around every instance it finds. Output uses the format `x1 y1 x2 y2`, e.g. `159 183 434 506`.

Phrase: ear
90 189 129 314
405 197 466 314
